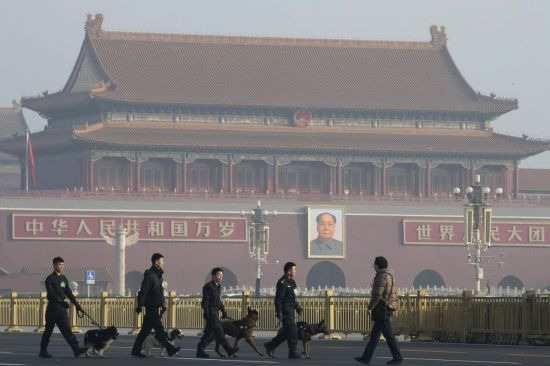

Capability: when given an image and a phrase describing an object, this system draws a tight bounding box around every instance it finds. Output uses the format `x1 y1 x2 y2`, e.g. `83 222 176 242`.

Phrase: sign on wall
12 214 248 242
403 219 550 247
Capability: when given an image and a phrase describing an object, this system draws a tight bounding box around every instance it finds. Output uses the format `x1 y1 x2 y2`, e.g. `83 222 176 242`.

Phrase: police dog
83 326 119 357
215 307 263 357
297 320 329 359
142 329 183 357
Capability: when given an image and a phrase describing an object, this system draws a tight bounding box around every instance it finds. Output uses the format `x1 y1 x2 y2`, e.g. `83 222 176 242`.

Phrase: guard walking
196 267 237 358
39 257 87 358
131 253 180 358
264 261 303 359
356 256 403 365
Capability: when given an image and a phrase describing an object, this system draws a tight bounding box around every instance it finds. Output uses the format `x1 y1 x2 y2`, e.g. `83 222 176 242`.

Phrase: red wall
1 210 549 293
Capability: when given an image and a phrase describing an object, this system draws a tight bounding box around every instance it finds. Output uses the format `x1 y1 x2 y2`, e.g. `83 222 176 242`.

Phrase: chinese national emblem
293 109 311 128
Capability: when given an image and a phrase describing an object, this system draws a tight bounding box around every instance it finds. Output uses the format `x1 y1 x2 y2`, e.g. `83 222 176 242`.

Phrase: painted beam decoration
403 218 550 247
12 213 247 242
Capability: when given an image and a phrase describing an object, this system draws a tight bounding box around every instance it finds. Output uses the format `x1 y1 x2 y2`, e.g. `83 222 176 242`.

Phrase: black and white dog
83 326 119 357
142 329 183 357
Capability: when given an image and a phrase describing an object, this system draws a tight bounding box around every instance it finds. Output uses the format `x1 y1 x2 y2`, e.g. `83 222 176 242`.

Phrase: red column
372 166 379 195
336 161 343 194
219 162 226 192
328 166 335 194
503 167 510 198
381 164 388 196
273 159 279 193
425 165 432 197
513 164 519 199
88 159 94 191
134 160 141 192
265 162 272 193
227 159 234 193
126 160 132 191
182 160 188 192
174 162 181 192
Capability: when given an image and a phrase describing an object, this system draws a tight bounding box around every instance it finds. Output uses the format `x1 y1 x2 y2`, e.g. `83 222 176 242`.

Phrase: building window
278 164 323 193
141 159 172 192
235 163 264 192
343 166 370 194
388 166 414 194
432 169 451 194
189 166 209 192
187 161 219 192
93 158 127 191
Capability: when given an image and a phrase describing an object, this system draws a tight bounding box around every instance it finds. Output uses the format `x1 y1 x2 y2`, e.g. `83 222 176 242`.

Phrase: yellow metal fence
1 290 549 345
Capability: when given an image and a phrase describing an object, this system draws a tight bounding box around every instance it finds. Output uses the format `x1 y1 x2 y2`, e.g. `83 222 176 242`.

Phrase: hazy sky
1 0 548 167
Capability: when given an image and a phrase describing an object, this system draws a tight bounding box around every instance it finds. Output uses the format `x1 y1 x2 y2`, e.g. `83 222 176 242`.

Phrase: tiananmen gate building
1 14 550 294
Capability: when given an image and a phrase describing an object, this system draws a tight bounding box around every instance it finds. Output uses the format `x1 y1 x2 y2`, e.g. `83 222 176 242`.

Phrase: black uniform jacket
137 266 165 308
45 271 79 307
201 280 226 319
274 275 302 317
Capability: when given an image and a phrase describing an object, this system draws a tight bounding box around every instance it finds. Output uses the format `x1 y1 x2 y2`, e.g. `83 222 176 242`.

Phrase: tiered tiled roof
22 14 517 116
2 122 548 159
0 101 27 140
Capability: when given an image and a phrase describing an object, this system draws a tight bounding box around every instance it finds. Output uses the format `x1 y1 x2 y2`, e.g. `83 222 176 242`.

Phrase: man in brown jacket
355 256 403 365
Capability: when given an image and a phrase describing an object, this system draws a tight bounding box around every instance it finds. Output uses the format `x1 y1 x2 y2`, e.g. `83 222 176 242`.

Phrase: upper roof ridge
85 13 444 50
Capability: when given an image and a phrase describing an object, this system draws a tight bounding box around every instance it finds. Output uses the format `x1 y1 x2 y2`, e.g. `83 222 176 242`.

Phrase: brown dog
215 307 263 357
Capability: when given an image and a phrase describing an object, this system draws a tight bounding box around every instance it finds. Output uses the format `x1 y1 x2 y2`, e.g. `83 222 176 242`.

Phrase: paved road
1 332 549 366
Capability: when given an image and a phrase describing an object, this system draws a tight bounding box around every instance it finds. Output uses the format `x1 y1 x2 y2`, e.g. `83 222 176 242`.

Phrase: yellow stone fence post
34 291 47 333
5 291 21 332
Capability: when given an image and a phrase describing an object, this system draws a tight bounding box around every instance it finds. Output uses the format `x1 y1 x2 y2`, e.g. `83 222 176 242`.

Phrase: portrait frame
307 206 346 259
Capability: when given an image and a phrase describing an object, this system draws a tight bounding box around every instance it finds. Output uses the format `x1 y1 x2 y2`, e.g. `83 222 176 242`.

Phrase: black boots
38 349 53 358
196 349 210 358
73 346 87 358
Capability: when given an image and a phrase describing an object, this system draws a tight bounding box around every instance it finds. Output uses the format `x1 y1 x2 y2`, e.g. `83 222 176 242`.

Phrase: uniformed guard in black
39 257 87 358
131 253 180 358
196 267 236 358
264 262 303 359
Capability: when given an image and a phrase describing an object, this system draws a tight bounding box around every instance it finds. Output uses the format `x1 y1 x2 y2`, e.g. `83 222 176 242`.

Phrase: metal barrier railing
2 290 549 345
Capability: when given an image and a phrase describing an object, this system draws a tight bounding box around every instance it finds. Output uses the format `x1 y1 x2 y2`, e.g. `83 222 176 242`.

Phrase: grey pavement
1 331 550 366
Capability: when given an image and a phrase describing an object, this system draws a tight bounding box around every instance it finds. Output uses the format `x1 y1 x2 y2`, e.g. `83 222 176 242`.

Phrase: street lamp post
241 201 277 297
453 174 503 295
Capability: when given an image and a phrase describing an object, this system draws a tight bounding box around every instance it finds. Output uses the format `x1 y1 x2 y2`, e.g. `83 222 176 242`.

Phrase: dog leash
77 309 102 328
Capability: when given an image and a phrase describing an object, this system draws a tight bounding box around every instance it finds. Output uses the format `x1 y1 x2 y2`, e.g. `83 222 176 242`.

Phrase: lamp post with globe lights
453 175 504 294
241 201 277 296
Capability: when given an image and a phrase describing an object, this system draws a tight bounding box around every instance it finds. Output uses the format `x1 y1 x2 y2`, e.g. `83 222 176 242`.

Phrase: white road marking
377 356 522 364
165 359 279 364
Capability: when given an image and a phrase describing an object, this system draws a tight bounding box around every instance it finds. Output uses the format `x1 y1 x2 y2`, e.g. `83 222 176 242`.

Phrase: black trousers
132 307 176 355
40 303 79 352
266 316 298 355
362 309 403 362
197 316 232 352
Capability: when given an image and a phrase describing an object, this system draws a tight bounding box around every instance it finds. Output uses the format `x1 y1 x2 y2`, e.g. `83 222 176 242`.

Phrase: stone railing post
520 290 536 345
130 296 142 335
241 290 251 316
461 290 473 343
70 301 81 333
5 292 21 332
100 291 109 328
325 289 335 338
168 291 177 329
416 289 428 340
34 291 47 333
